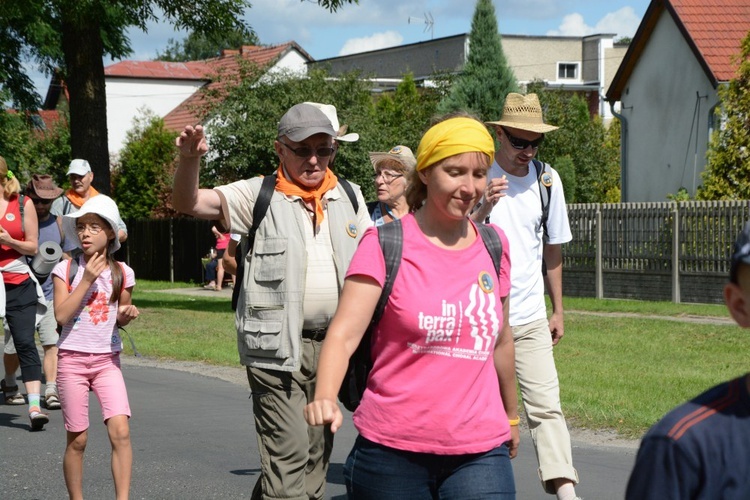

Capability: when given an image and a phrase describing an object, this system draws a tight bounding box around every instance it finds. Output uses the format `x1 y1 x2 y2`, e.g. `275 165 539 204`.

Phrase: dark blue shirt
626 375 750 499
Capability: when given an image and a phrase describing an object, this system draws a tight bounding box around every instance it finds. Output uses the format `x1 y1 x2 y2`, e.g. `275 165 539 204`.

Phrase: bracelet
508 417 520 426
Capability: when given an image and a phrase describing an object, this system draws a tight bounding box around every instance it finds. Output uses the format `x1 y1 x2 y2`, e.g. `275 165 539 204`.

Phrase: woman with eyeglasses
368 145 416 226
0 156 49 430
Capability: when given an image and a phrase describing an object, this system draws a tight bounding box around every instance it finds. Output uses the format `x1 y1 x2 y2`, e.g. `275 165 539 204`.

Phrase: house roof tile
105 42 310 132
608 0 750 100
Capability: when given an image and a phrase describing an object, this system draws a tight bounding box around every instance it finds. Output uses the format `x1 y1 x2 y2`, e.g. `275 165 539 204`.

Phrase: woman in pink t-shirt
305 114 519 499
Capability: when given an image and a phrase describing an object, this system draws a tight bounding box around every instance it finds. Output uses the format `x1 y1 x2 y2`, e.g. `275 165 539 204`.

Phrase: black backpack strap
18 193 25 235
372 219 403 324
336 176 360 214
476 224 503 277
231 174 277 311
338 219 403 412
532 159 552 243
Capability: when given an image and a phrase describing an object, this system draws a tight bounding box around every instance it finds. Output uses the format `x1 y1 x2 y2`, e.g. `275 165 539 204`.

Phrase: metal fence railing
117 201 750 303
565 200 750 303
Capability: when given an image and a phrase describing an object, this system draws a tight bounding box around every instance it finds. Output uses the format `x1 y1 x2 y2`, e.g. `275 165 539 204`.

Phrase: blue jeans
344 436 515 499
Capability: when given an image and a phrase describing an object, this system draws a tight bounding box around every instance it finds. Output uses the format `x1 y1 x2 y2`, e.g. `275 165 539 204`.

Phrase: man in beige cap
173 102 370 500
473 93 579 500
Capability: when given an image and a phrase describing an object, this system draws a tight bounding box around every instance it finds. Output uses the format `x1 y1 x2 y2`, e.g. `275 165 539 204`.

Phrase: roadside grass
126 281 746 439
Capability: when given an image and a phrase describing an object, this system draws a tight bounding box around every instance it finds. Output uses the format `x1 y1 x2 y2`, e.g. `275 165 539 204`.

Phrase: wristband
508 417 520 426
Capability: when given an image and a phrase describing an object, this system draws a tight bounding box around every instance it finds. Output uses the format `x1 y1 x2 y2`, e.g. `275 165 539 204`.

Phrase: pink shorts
57 349 131 432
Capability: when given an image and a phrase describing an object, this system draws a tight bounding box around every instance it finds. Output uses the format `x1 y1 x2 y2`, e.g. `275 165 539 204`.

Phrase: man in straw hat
173 102 370 499
473 93 579 499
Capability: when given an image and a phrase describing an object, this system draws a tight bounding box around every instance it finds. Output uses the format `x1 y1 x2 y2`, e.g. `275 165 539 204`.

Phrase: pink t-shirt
53 257 136 353
346 214 512 454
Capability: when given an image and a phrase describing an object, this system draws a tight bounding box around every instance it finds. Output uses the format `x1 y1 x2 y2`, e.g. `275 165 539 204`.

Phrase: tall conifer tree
437 0 518 121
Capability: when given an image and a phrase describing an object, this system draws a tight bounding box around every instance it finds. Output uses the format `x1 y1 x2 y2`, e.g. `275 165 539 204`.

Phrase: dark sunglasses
279 141 335 159
31 197 53 205
501 127 544 150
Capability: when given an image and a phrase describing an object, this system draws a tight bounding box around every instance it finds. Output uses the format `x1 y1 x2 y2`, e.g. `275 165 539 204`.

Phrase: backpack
531 159 552 243
532 159 553 276
337 219 504 412
231 174 361 311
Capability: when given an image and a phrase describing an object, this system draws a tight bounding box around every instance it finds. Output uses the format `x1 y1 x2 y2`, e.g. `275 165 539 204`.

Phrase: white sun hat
303 102 359 142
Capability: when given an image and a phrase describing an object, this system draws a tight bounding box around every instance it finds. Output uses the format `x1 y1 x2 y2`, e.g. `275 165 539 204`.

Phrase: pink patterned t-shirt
53 257 136 354
346 214 512 454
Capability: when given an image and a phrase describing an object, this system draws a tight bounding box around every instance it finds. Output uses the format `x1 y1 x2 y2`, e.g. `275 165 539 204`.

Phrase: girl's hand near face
81 252 108 285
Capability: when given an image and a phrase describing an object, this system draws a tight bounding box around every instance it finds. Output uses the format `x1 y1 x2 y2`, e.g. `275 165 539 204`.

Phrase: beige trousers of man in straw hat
476 93 580 499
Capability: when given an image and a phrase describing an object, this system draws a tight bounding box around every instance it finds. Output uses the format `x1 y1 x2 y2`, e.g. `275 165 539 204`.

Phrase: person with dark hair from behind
626 222 750 499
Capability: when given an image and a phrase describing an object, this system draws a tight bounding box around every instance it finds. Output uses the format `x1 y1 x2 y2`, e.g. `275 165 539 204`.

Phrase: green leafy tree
372 73 441 152
156 27 260 62
0 88 70 184
207 67 375 194
528 81 620 203
698 31 750 200
437 0 518 121
0 0 357 196
112 111 178 219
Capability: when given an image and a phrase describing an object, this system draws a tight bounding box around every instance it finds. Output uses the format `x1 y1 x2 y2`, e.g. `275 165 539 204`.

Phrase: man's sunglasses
501 127 544 150
31 197 53 205
279 141 335 159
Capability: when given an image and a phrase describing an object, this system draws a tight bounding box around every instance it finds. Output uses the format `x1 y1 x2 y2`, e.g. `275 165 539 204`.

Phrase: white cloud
594 7 641 37
546 7 641 38
338 31 404 56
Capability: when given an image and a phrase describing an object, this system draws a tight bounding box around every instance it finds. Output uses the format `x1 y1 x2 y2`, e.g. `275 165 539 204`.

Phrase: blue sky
28 0 652 99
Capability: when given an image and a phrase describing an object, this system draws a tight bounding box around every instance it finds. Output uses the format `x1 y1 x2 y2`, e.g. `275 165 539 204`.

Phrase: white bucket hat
303 102 359 142
63 195 122 253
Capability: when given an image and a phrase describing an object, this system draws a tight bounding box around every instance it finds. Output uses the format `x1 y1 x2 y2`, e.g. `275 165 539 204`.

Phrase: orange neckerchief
65 186 100 208
275 167 338 227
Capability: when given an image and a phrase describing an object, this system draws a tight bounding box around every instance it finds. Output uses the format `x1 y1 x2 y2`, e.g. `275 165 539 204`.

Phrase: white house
103 42 312 155
606 0 750 201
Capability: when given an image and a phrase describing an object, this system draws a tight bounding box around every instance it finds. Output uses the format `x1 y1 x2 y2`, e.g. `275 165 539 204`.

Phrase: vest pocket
252 237 287 282
242 308 287 358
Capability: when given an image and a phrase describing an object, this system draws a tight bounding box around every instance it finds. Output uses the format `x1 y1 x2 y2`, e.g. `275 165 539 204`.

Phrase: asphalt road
1 355 638 500
1 288 639 499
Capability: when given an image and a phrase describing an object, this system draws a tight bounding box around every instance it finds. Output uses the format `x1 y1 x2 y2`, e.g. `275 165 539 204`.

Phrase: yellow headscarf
416 117 495 171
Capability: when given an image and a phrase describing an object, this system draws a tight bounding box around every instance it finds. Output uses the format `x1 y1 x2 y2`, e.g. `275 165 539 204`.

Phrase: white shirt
487 160 572 326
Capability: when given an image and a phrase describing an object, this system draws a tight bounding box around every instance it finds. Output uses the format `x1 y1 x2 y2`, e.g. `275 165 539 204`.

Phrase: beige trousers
513 318 579 493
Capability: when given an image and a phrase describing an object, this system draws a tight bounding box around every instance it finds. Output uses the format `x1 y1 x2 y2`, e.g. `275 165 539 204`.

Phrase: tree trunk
61 17 111 194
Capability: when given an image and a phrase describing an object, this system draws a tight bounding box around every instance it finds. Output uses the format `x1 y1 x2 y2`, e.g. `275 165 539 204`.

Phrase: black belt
301 328 327 341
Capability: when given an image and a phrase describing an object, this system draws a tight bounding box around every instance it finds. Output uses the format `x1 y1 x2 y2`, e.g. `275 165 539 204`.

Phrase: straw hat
368 145 416 172
485 93 559 133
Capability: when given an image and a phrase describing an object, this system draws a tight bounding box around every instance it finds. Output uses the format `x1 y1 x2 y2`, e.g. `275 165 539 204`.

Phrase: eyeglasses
372 170 404 184
279 141 335 159
501 127 544 150
75 223 104 235
31 198 52 205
